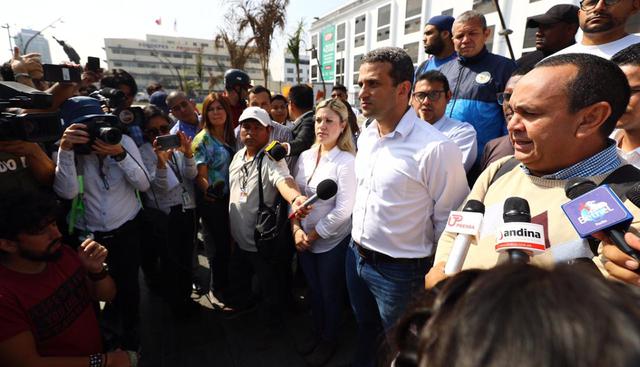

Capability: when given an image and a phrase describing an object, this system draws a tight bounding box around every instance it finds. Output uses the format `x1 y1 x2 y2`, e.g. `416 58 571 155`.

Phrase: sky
0 0 346 82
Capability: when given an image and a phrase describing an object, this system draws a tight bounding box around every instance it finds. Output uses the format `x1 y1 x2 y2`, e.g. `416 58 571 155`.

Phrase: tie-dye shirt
192 130 234 195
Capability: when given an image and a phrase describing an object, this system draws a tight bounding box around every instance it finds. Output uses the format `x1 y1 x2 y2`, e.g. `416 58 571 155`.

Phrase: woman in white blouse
292 98 356 365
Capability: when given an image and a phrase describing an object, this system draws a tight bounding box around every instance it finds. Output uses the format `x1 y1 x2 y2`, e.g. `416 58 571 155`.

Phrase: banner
320 25 336 82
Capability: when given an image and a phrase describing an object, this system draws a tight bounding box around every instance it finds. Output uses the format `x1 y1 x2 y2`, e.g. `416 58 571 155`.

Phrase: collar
317 144 341 162
458 47 488 65
613 129 640 156
521 139 622 180
432 115 449 130
370 108 415 139
293 110 314 125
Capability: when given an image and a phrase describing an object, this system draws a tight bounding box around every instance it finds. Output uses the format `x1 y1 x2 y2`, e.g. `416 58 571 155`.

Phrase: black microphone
502 197 532 264
564 178 640 262
288 179 338 219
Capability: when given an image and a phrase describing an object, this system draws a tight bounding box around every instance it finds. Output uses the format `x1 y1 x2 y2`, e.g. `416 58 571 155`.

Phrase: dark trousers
298 236 349 341
163 207 197 305
199 197 231 294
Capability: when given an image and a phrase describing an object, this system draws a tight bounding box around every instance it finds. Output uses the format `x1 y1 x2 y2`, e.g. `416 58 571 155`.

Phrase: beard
19 238 63 262
425 36 445 55
582 14 616 33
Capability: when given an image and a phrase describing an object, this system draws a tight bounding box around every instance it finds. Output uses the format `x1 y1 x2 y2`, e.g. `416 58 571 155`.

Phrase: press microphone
288 179 338 219
562 178 639 261
496 197 545 263
444 199 485 275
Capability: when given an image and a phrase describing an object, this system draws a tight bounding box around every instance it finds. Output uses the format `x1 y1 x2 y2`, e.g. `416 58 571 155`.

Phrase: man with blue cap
53 96 149 351
414 15 457 79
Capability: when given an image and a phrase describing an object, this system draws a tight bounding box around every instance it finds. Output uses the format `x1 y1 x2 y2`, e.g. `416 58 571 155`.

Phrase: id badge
181 191 193 208
239 191 248 204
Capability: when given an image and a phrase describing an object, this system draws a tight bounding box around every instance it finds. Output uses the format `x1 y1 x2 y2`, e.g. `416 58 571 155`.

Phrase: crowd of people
3 1 640 367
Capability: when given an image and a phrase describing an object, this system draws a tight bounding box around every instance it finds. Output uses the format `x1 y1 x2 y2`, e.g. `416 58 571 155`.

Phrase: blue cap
427 15 455 34
60 96 105 127
149 90 169 115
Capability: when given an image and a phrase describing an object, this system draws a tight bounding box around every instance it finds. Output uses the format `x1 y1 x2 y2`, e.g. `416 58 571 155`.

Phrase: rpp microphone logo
448 214 463 227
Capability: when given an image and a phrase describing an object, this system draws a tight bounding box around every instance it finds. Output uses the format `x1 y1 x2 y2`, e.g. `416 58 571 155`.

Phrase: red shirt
0 245 102 356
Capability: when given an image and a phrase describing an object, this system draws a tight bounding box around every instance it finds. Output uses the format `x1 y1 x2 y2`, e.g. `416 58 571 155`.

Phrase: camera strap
68 156 86 236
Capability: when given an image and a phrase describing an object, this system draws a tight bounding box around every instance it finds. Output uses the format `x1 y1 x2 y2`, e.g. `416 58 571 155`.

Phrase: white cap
239 106 271 127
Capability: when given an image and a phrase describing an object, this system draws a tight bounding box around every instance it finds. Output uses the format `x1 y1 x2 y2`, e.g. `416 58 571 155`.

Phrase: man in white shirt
53 96 150 350
411 70 477 172
347 47 469 367
553 0 640 59
612 43 640 167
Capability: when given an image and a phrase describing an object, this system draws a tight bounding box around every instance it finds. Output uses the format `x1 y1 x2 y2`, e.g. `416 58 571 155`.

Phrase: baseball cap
526 4 579 28
426 15 455 33
239 106 271 127
60 96 111 127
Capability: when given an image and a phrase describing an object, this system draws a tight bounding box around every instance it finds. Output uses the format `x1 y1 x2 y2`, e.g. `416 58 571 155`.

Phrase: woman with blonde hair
291 98 356 365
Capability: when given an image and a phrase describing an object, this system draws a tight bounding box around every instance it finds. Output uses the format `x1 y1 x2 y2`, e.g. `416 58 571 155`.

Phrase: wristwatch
88 263 109 281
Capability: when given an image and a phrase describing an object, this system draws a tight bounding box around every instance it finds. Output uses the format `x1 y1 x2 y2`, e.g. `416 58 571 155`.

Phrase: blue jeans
345 240 431 367
298 235 349 341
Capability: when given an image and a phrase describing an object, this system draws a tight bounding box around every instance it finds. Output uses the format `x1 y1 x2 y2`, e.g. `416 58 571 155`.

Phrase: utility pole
493 0 515 61
1 24 12 53
23 17 63 53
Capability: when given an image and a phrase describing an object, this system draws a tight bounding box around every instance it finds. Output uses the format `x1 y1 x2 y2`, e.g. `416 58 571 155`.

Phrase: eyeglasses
170 100 190 112
412 90 445 104
579 0 621 10
497 92 512 106
144 125 170 136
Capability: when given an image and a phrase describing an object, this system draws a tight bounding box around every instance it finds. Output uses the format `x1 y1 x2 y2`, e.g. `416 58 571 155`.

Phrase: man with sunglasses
411 70 477 173
223 69 252 128
167 91 201 140
553 0 640 59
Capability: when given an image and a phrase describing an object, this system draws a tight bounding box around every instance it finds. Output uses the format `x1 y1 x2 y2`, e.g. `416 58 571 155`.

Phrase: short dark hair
361 47 415 89
512 64 533 78
142 105 171 129
100 68 138 96
146 82 162 96
271 94 287 104
612 43 640 67
0 190 61 240
249 85 271 96
415 264 640 367
415 70 450 93
288 84 314 111
332 84 348 94
536 53 630 137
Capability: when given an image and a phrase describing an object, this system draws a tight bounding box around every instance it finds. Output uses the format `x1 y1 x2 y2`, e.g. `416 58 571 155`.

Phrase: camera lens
118 109 135 124
98 127 122 145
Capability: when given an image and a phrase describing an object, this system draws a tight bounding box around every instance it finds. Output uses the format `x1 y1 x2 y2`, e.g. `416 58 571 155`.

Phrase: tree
239 0 289 86
214 8 256 71
286 19 305 84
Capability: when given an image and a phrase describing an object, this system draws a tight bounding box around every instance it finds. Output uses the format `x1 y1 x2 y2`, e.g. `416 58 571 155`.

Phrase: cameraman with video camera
53 96 149 351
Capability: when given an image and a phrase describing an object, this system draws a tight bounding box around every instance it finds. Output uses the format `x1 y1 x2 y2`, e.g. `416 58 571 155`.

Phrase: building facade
308 0 640 106
14 29 52 64
104 34 263 98
283 51 310 84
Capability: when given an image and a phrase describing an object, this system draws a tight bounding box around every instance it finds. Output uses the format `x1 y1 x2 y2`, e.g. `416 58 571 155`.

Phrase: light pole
307 45 326 98
493 0 515 61
1 24 12 53
23 17 63 53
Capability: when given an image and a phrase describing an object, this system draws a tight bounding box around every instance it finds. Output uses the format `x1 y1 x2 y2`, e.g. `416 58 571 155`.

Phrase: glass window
311 65 318 78
405 0 421 18
353 54 363 74
404 18 421 34
337 23 346 40
312 34 319 48
337 40 345 52
522 26 537 49
485 25 495 52
377 26 391 41
473 0 496 14
353 73 359 85
404 42 419 63
336 58 345 74
355 15 366 34
378 4 391 27
442 8 454 16
337 75 344 85
287 68 294 73
354 34 365 48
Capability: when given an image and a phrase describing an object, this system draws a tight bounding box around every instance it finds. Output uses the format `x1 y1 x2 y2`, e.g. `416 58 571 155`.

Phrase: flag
173 19 177 32
155 17 162 25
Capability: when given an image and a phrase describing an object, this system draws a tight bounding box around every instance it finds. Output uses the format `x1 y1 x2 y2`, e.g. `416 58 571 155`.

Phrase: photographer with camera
99 69 145 147
53 96 149 351
138 105 200 316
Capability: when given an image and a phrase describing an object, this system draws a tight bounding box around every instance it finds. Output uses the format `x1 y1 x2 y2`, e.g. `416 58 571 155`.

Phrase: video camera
89 87 144 127
0 81 62 142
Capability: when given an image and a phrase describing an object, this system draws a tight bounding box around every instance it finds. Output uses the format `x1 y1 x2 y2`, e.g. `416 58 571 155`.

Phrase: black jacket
289 110 315 157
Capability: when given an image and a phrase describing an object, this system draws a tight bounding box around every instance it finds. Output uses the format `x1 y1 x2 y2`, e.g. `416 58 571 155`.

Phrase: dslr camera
0 81 62 142
90 87 144 127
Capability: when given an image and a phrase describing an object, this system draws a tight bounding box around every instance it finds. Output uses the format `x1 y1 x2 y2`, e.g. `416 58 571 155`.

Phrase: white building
283 51 310 84
308 0 640 105
14 29 52 64
104 34 263 98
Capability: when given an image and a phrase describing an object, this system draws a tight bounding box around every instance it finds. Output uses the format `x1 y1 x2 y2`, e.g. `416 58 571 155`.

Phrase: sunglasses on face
144 125 170 136
170 100 190 112
497 92 512 106
580 0 621 10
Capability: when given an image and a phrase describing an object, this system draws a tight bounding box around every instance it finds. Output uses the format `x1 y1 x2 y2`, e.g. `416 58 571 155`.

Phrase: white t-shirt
552 34 640 59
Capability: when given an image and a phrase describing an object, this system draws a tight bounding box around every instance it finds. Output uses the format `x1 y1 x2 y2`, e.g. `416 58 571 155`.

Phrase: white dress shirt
552 34 640 60
432 115 478 173
352 109 469 258
139 143 197 214
613 129 640 169
54 135 150 232
294 145 356 253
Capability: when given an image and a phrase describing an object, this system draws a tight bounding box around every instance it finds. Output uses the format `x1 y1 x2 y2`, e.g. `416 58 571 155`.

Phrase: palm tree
239 0 289 86
286 19 305 84
215 8 256 71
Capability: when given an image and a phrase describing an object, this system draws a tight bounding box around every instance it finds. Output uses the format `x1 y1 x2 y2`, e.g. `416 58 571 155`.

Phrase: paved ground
137 253 358 367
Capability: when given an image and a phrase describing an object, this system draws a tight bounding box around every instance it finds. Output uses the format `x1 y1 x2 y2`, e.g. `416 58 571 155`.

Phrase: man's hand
107 349 133 367
92 139 124 157
294 229 311 252
425 261 447 289
11 47 43 80
595 231 640 286
291 195 311 219
77 238 108 274
59 123 90 151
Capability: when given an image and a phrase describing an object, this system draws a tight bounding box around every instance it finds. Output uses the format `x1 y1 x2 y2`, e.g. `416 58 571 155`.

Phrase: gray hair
454 10 487 30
